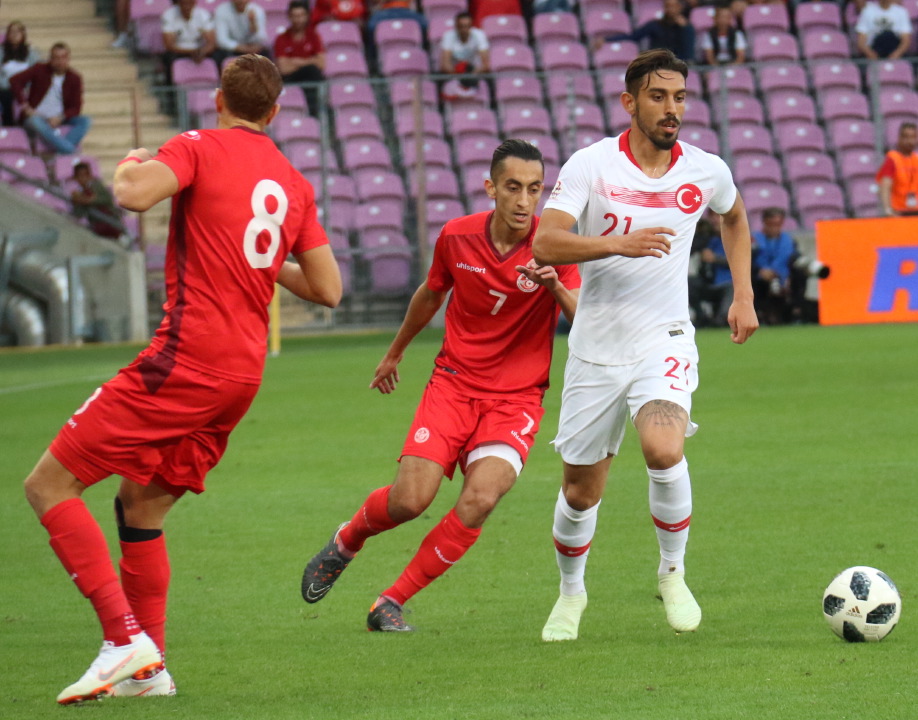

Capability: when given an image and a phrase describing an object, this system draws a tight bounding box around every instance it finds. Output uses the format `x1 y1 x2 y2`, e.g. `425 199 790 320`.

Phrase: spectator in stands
751 207 795 325
161 0 218 85
594 0 697 64
70 162 124 241
112 0 131 48
697 225 736 328
1 21 42 127
367 1 427 36
214 0 272 62
729 0 747 32
274 0 326 116
439 11 490 96
472 0 524 26
855 0 911 60
310 0 368 26
701 3 747 65
9 42 91 156
529 0 576 15
877 121 918 216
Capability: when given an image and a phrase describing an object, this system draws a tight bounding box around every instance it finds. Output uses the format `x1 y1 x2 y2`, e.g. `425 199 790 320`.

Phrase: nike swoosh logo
97 651 137 682
304 584 330 602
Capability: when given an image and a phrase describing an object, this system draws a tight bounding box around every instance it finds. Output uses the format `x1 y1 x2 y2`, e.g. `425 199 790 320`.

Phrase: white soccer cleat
56 631 162 705
110 666 176 697
659 572 702 633
541 592 588 642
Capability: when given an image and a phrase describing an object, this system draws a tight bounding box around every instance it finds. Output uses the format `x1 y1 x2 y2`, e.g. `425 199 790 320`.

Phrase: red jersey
427 211 580 395
273 27 325 60
151 126 328 385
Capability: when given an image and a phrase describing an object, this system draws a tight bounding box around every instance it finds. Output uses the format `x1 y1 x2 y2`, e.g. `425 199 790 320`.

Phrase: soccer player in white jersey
533 48 759 641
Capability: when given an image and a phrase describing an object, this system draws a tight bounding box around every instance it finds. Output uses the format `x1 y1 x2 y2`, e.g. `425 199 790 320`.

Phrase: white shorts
552 337 700 466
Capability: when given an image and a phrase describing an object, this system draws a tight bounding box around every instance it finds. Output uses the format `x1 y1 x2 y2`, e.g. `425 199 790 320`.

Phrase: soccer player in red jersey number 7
22 54 341 703
301 139 580 631
533 49 759 642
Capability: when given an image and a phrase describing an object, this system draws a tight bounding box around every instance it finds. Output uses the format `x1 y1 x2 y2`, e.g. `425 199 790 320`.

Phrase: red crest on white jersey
675 183 703 214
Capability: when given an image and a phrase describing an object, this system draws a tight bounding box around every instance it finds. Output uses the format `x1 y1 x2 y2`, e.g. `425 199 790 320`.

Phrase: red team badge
517 272 538 293
414 427 430 443
675 183 703 214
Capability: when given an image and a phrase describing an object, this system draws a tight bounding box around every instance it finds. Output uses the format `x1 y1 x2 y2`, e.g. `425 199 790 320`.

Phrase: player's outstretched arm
279 245 342 308
515 259 579 324
719 192 759 344
533 209 674 266
113 149 179 212
370 282 447 394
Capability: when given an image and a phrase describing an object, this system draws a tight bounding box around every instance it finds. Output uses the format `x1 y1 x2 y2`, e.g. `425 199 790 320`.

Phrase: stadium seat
469 195 496 214
553 101 605 136
801 30 851 61
375 19 424 55
810 61 861 94
598 67 628 99
845 177 880 217
461 164 493 201
819 89 870 123
14 185 70 214
402 137 453 171
837 149 879 184
272 114 321 145
688 5 716 34
584 8 632 39
284 140 333 174
532 12 581 44
794 180 847 228
757 64 809 96
276 86 309 117
734 154 783 187
827 119 877 154
540 42 590 73
606 98 631 135
490 43 537 73
316 200 353 239
481 14 528 44
264 10 287 39
592 40 640 69
335 108 384 142
0 127 32 157
354 199 405 235
501 104 553 137
523 134 561 166
743 4 790 40
315 21 364 53
448 106 499 141
681 97 712 130
784 152 838 185
633 3 664 27
456 135 501 167
381 47 430 76
427 13 456 46
388 78 438 110
409 167 461 200
1 154 49 184
878 88 918 126
795 1 843 34
341 138 391 173
316 174 358 205
171 58 219 86
705 66 756 99
130 0 171 53
395 107 445 141
728 124 776 159
426 199 465 232
750 32 799 63
870 59 914 90
546 73 597 113
680 127 719 155
324 49 370 79
353 170 406 203
776 122 826 155
496 75 546 108
329 80 377 112
742 182 791 216
51 154 101 184
766 91 818 128
361 231 412 294
722 96 765 128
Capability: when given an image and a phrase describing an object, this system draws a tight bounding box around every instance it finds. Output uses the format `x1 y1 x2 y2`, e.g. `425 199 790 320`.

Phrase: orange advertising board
815 217 918 325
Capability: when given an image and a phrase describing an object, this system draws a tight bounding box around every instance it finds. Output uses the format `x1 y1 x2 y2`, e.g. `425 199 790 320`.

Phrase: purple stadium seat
16 185 70 214
375 18 424 54
592 40 640 69
681 97 712 130
681 127 719 155
272 114 321 144
335 108 384 142
285 140 329 174
606 99 631 134
523 134 561 166
689 5 716 34
388 78 438 110
264 10 287 39
316 21 364 52
402 137 453 171
845 177 880 217
743 182 791 215
820 89 870 122
784 152 838 185
324 49 370 79
722 96 765 128
130 0 170 17
750 32 799 63
878 88 918 125
381 46 430 76
705 66 756 98
469 195 496 214
633 3 663 27
532 11 580 43
2 154 49 184
795 1 843 33
827 119 876 154
186 87 217 120
553 101 605 136
496 75 546 107
316 199 353 237
353 170 406 203
0 127 32 157
424 0 466 12
456 136 501 167
585 8 632 38
409 167 461 200
52 154 101 184
361 231 412 295
131 0 171 53
502 105 553 137
546 73 596 105
449 106 500 141
490 43 537 73
870 59 914 90
743 3 790 40
801 29 850 61
757 64 809 96
329 80 377 112
728 125 776 158
395 107 445 140
885 118 911 148
317 174 358 204
837 149 879 184
795 180 846 228
276 86 309 116
540 41 590 73
734 154 783 187
811 61 861 93
171 58 219 86
428 13 455 46
461 164 492 201
325 230 351 255
559 129 603 158
427 199 465 230
354 199 404 235
767 91 818 127
482 14 528 44
776 122 826 155
342 138 391 173
599 68 627 99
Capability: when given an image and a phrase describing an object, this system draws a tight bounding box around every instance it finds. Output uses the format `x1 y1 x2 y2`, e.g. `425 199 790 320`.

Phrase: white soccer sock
648 458 692 577
551 489 600 596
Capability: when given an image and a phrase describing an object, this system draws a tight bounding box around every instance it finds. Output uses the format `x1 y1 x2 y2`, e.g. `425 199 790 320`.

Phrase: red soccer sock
119 534 170 657
383 509 481 606
338 485 400 554
41 498 139 646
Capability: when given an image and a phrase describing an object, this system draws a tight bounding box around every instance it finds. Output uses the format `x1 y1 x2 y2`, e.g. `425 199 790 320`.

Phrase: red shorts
401 368 545 479
50 349 259 495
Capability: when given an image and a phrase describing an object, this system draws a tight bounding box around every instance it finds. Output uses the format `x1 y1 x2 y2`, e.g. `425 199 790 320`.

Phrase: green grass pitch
1 323 916 719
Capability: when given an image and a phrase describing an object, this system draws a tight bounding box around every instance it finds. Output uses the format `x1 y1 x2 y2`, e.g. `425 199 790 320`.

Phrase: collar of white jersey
619 129 683 176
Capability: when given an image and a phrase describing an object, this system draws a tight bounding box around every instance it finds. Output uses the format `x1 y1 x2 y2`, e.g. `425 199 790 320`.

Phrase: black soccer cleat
301 522 352 604
367 597 415 632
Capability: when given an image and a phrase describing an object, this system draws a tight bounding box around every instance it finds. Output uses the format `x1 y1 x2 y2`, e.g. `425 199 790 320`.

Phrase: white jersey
546 131 737 366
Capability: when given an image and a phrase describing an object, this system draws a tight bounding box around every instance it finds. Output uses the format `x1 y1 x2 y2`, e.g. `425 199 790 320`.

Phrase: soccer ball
822 566 901 642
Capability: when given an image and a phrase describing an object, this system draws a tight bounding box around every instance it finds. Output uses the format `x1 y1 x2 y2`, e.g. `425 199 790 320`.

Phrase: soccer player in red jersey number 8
23 54 341 704
301 139 581 631
533 49 759 642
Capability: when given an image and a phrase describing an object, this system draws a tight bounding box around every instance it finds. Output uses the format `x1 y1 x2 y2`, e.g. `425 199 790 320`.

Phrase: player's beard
635 108 680 151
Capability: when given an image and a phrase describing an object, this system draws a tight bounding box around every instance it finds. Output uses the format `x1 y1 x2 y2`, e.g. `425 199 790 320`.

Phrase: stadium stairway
3 0 174 245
